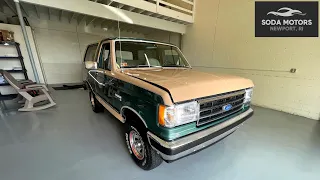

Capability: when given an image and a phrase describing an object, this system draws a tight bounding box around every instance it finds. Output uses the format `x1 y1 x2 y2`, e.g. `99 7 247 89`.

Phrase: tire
125 122 163 170
89 91 104 113
83 82 88 90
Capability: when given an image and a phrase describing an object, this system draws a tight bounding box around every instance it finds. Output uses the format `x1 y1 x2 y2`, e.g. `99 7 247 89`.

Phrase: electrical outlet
290 68 296 73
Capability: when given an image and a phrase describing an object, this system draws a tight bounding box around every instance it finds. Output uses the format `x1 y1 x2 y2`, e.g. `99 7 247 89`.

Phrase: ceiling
0 0 184 35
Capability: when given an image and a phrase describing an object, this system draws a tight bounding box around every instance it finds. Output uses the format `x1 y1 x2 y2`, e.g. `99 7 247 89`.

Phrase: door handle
104 79 115 86
105 82 114 86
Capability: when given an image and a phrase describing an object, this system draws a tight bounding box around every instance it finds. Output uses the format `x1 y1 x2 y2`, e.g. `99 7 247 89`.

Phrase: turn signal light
158 104 166 126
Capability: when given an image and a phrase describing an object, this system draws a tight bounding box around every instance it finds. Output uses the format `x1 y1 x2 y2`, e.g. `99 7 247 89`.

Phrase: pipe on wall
14 0 40 83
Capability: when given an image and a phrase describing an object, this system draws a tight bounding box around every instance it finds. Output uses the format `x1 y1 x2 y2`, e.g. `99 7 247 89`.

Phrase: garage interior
0 0 319 179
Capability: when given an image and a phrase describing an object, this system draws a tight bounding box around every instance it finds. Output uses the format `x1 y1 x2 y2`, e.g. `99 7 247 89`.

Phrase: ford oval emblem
223 104 233 111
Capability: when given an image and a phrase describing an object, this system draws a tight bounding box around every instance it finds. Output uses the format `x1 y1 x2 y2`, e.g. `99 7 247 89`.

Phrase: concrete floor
0 89 319 180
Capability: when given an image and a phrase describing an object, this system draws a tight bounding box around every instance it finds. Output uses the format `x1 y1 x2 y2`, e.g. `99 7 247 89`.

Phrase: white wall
182 0 320 120
145 31 181 47
27 17 145 84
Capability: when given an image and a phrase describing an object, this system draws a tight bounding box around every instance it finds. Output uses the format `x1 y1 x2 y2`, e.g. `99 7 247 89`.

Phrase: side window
98 43 111 70
163 49 180 65
84 44 98 62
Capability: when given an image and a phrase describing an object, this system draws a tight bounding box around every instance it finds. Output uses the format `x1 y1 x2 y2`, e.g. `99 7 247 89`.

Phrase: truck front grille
197 90 246 126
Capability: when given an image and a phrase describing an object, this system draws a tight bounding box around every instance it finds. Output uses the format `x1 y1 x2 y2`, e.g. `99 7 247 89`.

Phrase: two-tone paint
85 38 254 142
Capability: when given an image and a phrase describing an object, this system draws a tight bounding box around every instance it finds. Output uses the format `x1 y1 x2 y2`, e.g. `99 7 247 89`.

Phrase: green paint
155 106 250 141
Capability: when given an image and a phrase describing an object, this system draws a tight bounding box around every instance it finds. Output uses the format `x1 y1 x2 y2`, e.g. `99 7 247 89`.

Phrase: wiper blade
162 65 190 68
122 65 162 68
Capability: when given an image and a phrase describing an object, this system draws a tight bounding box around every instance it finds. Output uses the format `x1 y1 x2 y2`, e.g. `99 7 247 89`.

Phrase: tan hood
125 68 254 103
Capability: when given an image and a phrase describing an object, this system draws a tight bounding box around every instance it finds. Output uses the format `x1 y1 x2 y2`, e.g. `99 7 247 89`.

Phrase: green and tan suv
83 38 254 170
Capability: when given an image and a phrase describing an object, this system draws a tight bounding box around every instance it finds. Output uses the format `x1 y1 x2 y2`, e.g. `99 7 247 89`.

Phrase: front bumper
147 108 254 162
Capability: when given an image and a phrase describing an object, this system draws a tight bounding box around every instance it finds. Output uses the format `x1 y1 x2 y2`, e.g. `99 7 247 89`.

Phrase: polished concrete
0 89 319 180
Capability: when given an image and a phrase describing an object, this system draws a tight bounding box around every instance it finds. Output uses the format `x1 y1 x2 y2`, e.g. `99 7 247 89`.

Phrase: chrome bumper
147 108 254 161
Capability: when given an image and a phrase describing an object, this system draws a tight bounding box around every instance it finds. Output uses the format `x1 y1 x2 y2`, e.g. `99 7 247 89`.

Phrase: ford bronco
83 38 254 170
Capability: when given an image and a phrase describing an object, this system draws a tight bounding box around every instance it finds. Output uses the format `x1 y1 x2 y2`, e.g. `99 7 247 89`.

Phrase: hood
124 68 254 103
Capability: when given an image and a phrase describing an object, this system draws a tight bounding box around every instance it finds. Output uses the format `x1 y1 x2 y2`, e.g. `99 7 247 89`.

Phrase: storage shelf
0 41 28 97
0 41 19 46
0 56 22 59
4 69 25 73
0 83 9 86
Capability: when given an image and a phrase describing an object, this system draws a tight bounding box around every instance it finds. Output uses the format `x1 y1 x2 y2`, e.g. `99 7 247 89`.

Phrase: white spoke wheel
129 130 145 160
125 122 163 170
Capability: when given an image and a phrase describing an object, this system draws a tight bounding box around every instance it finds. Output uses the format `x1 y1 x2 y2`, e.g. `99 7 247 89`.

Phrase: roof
100 37 177 47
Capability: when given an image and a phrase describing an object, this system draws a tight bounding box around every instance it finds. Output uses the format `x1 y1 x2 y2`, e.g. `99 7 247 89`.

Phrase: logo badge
255 2 318 37
267 7 306 17
222 104 233 111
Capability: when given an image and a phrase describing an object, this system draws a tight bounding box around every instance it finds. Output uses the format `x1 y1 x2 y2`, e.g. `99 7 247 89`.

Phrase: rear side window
84 44 98 62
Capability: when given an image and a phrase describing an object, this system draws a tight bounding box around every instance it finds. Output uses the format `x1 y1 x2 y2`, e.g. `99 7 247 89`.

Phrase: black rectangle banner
255 1 318 37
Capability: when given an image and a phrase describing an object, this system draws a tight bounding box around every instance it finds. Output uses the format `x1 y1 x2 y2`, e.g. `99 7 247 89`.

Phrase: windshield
115 41 190 68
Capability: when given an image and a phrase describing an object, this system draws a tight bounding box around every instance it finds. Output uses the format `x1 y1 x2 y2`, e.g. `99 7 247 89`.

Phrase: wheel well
122 108 147 129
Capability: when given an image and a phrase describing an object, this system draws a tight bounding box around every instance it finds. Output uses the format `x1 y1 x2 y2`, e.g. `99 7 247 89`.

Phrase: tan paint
106 39 175 105
97 39 252 106
124 68 254 103
96 95 124 122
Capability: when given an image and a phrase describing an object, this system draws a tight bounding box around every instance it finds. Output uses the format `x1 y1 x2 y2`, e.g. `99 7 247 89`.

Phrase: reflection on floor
0 89 320 180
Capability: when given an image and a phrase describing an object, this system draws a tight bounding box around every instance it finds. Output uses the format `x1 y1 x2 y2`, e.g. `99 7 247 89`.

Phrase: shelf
0 94 18 100
0 79 28 86
0 56 22 59
0 41 28 80
4 70 25 73
0 83 9 86
0 41 19 46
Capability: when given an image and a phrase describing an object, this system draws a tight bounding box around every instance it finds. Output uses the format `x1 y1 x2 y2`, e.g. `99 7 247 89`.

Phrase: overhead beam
118 4 124 8
81 15 87 25
77 14 84 25
59 9 63 21
20 0 186 34
20 3 29 17
69 12 77 23
128 7 135 12
93 18 104 27
137 9 144 14
86 17 96 26
99 19 107 28
0 3 4 13
34 4 39 18
4 0 17 15
47 7 50 20
107 0 114 5
146 12 153 16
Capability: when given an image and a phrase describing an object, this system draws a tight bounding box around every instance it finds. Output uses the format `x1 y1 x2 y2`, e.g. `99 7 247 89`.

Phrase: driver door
96 42 114 105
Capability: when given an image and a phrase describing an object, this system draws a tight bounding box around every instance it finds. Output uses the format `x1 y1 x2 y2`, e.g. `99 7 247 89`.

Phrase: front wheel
125 123 163 170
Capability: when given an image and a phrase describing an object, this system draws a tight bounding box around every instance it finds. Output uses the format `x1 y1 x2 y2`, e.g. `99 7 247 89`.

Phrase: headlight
158 101 199 128
244 88 253 103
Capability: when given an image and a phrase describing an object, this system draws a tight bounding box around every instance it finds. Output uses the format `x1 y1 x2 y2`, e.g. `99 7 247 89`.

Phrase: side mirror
85 61 97 70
